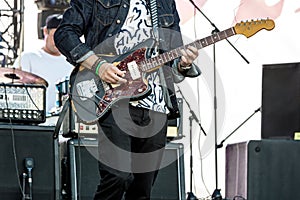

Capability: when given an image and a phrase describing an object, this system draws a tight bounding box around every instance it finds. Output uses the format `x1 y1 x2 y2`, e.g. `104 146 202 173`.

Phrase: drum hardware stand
188 1 249 199
177 86 207 200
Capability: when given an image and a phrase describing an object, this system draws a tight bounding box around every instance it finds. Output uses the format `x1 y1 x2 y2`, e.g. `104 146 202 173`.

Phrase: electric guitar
69 19 275 123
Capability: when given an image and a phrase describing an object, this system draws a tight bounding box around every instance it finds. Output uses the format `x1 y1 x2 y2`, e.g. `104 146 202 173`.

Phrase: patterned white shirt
114 0 168 113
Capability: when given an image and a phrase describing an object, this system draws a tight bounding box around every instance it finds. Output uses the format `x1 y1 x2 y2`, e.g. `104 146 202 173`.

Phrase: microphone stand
217 107 261 149
177 86 207 200
188 1 250 199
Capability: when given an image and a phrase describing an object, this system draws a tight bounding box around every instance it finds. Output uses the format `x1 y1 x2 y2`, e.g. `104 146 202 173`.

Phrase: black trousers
94 103 168 200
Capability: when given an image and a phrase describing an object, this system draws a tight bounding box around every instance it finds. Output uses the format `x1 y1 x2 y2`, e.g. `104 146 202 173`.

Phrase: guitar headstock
234 19 275 38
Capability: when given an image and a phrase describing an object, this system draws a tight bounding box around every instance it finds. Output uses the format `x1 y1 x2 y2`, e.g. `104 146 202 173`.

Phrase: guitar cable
2 83 26 198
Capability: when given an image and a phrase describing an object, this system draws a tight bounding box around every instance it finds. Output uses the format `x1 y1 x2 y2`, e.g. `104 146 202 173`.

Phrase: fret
190 41 198 49
218 31 227 40
145 60 149 71
176 48 182 59
172 50 177 59
171 50 177 60
169 49 175 59
142 62 146 71
209 34 216 44
154 57 159 66
157 56 162 66
195 40 203 49
141 26 238 72
154 56 160 66
159 54 165 65
151 57 157 67
204 37 212 46
215 32 221 41
223 29 228 38
230 27 235 35
140 61 145 71
165 51 171 61
160 56 164 65
160 54 165 65
170 51 175 60
146 59 153 70
200 38 208 47
225 28 235 37
143 61 148 71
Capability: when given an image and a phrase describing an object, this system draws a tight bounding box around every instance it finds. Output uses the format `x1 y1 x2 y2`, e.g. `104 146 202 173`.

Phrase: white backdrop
174 0 300 198
20 0 300 199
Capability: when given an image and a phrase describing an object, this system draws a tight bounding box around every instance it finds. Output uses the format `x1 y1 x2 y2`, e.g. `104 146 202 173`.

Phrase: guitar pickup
127 61 141 80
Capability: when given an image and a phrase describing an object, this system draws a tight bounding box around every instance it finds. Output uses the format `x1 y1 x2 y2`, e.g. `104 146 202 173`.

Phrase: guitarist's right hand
97 62 127 84
81 54 127 84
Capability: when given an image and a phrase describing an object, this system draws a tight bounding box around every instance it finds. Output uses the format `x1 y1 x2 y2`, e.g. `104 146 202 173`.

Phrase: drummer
12 14 74 116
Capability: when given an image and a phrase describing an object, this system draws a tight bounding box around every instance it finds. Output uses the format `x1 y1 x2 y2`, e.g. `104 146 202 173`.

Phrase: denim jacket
54 0 201 118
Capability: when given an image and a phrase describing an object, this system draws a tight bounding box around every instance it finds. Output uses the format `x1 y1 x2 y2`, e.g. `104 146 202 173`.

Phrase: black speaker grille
0 124 59 200
262 62 300 139
226 140 300 200
66 139 185 200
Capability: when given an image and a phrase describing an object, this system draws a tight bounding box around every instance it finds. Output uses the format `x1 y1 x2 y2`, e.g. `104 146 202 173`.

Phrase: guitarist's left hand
178 46 198 71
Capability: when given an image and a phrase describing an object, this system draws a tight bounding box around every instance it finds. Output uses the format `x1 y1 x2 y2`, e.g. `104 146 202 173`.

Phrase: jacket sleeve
54 0 95 66
159 0 201 83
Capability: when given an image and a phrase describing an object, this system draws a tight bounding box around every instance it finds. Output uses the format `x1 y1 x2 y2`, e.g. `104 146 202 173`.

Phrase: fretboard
141 27 236 72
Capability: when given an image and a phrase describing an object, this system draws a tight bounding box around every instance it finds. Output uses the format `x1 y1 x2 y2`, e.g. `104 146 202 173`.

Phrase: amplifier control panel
0 84 46 124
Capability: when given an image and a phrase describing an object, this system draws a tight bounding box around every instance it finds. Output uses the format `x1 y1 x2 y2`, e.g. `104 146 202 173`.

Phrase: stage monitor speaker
65 138 185 200
225 139 300 200
0 124 60 200
262 62 300 139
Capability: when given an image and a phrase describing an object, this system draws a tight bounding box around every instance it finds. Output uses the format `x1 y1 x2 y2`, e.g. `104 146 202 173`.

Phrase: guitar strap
149 0 180 119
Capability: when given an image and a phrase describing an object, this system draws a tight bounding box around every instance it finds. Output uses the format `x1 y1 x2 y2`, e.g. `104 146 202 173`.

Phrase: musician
13 14 74 116
54 0 201 199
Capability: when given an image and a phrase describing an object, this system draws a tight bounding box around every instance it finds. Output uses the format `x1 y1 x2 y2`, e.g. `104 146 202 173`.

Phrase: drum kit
0 67 48 87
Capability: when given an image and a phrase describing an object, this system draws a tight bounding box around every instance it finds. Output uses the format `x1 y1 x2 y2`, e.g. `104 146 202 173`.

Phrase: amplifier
0 83 46 124
226 140 300 200
61 139 185 200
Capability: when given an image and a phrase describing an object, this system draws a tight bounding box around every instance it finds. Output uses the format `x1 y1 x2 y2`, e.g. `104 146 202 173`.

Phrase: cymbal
0 67 48 87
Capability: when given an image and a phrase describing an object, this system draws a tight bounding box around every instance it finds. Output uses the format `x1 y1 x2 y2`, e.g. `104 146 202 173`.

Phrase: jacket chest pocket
157 0 175 28
159 14 174 28
96 0 122 26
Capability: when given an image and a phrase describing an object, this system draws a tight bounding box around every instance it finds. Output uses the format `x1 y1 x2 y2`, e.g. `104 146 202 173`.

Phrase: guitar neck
141 27 236 72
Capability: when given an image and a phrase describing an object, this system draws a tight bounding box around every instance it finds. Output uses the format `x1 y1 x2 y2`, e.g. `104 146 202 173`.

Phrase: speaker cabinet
0 124 60 200
151 142 185 200
63 138 99 200
262 62 300 139
225 139 300 200
64 138 185 200
167 98 183 140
